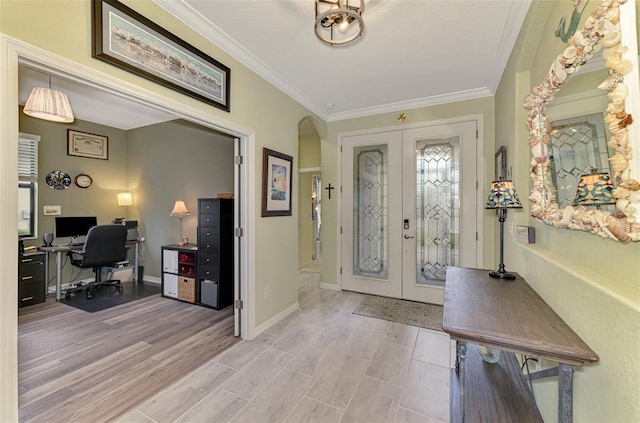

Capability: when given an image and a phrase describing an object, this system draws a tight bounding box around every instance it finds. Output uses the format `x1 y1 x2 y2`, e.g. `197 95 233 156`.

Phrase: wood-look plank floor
18 289 238 423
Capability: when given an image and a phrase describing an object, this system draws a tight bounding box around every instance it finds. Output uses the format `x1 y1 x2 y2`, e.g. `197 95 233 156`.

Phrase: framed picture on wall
92 0 230 112
261 148 293 217
67 130 109 160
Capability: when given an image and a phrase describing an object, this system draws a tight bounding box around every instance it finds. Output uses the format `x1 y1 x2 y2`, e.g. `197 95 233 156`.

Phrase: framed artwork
495 145 507 181
262 148 293 217
43 205 62 216
68 130 109 160
92 0 230 112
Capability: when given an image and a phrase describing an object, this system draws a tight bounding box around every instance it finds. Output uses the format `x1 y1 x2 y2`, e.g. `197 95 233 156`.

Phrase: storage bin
178 277 196 303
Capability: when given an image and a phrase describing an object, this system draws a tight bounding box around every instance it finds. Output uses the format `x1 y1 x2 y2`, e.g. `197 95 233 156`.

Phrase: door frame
1 36 255 419
337 115 485 290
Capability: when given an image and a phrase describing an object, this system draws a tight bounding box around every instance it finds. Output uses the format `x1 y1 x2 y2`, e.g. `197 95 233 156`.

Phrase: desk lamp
116 192 132 220
486 179 522 279
170 199 190 245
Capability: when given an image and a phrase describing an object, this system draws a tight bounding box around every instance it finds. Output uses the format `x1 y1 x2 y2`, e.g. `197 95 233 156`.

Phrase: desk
442 267 599 423
39 238 144 301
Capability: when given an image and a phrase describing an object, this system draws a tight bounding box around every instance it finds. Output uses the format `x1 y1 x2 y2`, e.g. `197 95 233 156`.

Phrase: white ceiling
18 0 532 129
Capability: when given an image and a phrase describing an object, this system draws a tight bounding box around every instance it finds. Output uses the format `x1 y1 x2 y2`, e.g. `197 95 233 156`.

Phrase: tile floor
118 273 453 423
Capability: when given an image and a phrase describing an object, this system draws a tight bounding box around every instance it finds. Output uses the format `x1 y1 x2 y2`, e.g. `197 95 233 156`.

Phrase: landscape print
95 0 228 110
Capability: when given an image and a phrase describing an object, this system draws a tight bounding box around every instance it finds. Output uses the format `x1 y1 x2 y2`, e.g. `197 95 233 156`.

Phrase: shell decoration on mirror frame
523 0 640 243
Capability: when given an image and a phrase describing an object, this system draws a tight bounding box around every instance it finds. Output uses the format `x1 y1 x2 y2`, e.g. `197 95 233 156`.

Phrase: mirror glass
526 0 639 243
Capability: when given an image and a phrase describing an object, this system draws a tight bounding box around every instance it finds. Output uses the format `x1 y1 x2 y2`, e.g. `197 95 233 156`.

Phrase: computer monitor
54 216 98 239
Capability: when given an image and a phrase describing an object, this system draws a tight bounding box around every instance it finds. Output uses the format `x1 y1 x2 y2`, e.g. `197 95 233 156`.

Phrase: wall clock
45 170 71 190
74 173 93 189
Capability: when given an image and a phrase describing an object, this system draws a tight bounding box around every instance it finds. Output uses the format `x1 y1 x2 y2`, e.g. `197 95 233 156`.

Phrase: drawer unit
18 252 46 308
197 198 234 310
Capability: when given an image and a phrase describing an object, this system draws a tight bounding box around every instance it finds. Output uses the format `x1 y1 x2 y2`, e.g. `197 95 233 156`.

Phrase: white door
341 121 477 305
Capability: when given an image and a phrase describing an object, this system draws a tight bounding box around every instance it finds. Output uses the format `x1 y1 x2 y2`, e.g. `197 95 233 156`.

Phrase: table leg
456 341 467 423
55 251 63 301
558 364 574 423
133 242 139 283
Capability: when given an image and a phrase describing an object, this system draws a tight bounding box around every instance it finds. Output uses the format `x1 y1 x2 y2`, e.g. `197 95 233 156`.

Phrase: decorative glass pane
548 113 609 208
353 144 388 279
415 138 459 286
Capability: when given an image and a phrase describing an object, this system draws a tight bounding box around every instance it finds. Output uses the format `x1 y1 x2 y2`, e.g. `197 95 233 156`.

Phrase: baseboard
320 282 340 291
144 276 161 284
254 301 300 337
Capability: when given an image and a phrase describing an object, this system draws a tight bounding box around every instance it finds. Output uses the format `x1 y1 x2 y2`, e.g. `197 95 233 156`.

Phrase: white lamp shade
117 192 133 206
23 87 75 123
170 200 190 216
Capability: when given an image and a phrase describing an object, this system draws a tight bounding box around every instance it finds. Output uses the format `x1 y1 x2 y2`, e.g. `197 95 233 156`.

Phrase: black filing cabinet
198 198 234 310
18 252 46 307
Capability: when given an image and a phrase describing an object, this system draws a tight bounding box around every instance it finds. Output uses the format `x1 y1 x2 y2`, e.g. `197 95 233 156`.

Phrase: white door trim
337 114 485 294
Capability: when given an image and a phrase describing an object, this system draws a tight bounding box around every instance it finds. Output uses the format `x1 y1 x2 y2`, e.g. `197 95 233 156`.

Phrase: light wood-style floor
18 287 238 423
19 274 453 423
121 273 454 423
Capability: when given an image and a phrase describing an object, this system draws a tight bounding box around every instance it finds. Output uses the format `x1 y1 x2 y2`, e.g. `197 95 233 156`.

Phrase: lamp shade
573 172 615 206
23 87 75 123
170 200 190 216
485 180 523 209
117 192 133 207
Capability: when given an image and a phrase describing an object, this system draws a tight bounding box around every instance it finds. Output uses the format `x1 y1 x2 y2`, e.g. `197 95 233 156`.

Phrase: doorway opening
298 117 322 274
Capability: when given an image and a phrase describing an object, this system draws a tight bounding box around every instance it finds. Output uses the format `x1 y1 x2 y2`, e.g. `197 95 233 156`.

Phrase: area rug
59 281 160 313
353 295 443 332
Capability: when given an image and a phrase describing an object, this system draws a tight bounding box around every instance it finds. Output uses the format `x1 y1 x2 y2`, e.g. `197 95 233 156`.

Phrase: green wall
19 110 132 288
18 112 234 289
127 120 235 278
495 1 640 422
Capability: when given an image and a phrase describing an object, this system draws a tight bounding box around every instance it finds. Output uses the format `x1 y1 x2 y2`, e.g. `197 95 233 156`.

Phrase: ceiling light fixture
23 75 75 123
315 0 364 46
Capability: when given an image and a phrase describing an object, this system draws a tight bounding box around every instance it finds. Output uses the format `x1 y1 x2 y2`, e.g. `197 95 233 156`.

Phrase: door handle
403 234 414 239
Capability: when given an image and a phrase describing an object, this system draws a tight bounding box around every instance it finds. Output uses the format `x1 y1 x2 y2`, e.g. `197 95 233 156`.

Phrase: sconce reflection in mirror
524 0 639 243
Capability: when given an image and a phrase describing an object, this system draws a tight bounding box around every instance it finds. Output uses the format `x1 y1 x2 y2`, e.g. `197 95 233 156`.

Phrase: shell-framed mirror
524 0 640 243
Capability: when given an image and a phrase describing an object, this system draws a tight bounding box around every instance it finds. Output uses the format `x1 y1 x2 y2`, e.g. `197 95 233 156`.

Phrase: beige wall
496 1 640 422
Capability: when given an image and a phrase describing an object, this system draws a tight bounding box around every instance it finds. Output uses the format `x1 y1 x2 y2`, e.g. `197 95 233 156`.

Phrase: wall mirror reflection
548 112 612 208
525 0 639 243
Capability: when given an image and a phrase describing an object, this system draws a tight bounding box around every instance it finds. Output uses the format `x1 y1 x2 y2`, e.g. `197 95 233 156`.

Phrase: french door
341 120 478 305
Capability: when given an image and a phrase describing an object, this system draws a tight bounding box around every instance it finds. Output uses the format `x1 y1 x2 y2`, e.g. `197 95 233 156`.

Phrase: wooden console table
442 267 598 423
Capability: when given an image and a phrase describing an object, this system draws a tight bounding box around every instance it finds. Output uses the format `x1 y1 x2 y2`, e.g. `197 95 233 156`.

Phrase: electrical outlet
264 287 270 299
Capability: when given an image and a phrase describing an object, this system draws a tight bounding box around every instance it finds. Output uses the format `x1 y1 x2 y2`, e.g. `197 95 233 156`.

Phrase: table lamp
486 179 522 279
170 199 190 245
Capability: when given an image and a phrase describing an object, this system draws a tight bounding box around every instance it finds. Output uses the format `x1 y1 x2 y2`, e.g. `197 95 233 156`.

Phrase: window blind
18 137 39 182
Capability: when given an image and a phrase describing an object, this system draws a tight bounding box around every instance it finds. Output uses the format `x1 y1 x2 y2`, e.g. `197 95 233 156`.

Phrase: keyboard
63 242 84 247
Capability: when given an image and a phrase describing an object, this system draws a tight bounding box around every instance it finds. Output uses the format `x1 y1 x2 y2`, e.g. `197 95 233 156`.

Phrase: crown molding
154 0 329 121
327 88 493 122
486 0 532 93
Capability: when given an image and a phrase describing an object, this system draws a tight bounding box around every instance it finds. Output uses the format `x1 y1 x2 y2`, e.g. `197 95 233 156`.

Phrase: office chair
65 224 127 300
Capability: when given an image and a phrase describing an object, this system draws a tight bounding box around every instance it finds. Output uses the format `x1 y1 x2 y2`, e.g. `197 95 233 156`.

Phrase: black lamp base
489 269 517 279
